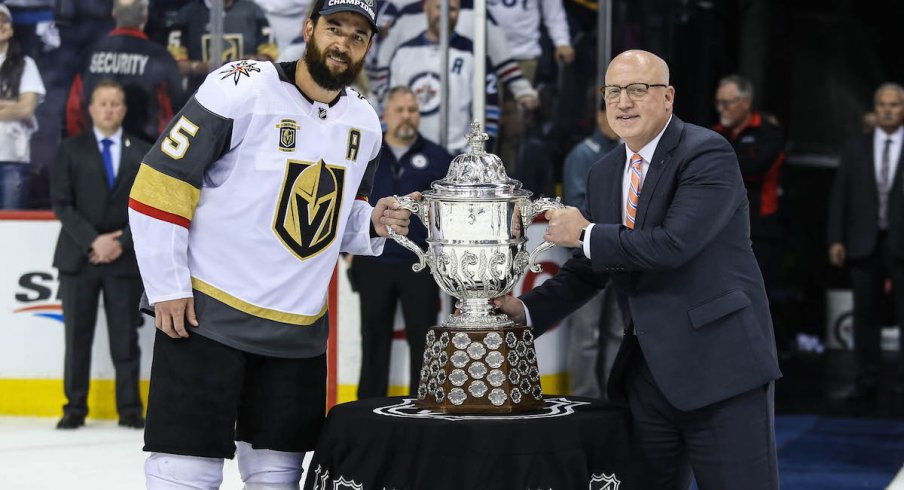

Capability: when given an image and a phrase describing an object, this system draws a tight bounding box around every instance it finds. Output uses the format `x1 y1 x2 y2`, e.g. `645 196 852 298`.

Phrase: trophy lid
426 121 530 199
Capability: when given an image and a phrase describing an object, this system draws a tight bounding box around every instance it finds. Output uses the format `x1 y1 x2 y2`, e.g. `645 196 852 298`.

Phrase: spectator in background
51 80 149 430
2 0 58 60
561 103 621 398
66 0 183 143
167 0 277 92
488 0 573 170
713 75 785 289
385 0 500 154
371 0 538 138
828 82 904 406
253 0 308 53
0 3 44 209
351 86 451 398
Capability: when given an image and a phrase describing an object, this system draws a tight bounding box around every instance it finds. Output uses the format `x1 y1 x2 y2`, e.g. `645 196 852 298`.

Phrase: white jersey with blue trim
387 33 500 154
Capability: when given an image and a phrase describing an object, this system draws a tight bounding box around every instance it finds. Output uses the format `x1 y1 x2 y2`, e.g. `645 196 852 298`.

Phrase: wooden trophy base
415 324 544 413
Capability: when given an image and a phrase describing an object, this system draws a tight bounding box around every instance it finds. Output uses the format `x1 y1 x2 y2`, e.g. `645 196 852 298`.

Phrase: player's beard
303 36 365 91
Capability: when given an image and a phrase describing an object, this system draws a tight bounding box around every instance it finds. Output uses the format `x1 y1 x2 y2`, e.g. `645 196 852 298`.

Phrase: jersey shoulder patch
195 60 276 119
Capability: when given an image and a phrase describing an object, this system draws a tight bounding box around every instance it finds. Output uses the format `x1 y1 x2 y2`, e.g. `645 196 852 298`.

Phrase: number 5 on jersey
162 116 200 160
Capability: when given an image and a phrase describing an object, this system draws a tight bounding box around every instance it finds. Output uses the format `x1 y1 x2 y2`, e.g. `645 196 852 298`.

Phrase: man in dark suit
828 82 904 403
496 50 781 489
51 79 151 430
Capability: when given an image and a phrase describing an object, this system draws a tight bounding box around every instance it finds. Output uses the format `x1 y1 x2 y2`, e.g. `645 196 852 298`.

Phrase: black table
303 396 638 490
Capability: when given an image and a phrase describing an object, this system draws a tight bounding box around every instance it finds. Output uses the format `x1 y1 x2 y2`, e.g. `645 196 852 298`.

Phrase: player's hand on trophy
492 295 527 325
544 206 590 248
373 192 422 237
154 297 199 339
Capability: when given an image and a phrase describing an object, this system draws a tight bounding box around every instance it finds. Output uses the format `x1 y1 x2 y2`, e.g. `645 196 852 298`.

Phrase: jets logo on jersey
274 159 346 260
276 119 300 152
218 60 260 85
409 72 442 116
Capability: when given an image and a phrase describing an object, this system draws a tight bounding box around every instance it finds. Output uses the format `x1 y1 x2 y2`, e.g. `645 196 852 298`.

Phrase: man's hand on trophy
372 192 422 237
544 207 591 248
492 295 527 325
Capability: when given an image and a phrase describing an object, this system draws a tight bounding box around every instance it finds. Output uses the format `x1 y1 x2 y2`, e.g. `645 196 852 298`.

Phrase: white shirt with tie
93 127 123 182
581 115 672 259
873 125 903 230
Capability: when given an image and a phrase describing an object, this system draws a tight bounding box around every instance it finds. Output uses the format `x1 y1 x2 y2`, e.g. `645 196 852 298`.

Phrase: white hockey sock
237 441 304 490
145 452 224 490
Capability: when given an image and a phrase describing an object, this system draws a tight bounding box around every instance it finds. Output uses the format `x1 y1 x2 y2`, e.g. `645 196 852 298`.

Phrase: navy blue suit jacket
522 116 781 411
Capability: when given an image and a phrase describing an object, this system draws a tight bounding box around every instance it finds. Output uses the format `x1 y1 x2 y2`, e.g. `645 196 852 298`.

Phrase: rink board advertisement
0 215 570 418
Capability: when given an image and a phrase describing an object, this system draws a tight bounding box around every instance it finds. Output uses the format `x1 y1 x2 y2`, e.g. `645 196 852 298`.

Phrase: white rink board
1 217 571 402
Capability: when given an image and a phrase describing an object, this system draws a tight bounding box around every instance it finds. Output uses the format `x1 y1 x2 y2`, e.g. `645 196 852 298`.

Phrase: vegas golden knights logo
201 34 244 63
274 159 346 260
276 119 300 152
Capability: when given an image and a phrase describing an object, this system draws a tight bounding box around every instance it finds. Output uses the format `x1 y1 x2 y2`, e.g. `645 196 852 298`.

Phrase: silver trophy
388 121 563 413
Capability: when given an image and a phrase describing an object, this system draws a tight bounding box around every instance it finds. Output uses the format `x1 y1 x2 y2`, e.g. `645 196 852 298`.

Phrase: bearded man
128 0 416 487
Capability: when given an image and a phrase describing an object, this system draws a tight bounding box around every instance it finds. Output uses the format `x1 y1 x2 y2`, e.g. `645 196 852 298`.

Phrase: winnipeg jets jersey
486 0 570 60
369 3 536 106
129 60 384 357
387 33 500 154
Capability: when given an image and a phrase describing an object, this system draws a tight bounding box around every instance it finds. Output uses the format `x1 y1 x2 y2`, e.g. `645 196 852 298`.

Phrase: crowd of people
2 0 902 487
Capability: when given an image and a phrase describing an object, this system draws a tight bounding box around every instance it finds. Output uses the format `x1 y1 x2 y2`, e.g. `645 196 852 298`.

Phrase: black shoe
56 414 85 430
118 415 145 429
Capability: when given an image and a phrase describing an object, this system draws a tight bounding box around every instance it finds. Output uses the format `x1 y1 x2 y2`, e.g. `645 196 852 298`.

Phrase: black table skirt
303 396 639 490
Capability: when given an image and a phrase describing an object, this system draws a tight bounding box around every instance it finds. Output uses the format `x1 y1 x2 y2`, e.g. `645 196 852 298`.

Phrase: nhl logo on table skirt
276 119 300 152
589 472 620 490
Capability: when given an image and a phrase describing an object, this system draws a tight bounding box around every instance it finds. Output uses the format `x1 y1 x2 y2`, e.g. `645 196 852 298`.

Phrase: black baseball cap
311 0 379 34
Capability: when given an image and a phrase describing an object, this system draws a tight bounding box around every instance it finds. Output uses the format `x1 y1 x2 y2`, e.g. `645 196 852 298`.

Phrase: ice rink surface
0 417 312 489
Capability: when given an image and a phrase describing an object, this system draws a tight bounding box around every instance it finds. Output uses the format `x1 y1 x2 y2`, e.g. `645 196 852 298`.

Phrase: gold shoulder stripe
191 277 328 325
130 164 201 222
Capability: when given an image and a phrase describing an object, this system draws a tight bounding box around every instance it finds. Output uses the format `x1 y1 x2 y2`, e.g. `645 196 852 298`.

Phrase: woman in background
0 4 45 209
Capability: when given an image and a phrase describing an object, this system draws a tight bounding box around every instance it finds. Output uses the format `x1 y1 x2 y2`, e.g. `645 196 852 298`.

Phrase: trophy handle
387 195 432 272
524 197 564 273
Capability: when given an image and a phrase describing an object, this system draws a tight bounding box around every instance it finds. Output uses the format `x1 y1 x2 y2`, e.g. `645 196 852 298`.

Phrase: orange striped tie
625 153 643 229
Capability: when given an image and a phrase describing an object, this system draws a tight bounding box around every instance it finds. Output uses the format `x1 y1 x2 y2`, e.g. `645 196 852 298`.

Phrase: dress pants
623 338 778 490
60 267 144 419
849 233 904 385
353 257 440 398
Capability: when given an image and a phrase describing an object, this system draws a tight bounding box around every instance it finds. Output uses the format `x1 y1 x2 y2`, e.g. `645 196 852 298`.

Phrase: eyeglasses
601 83 668 102
714 97 741 109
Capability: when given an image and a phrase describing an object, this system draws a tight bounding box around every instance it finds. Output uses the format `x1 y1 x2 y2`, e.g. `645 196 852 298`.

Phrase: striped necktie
625 153 644 229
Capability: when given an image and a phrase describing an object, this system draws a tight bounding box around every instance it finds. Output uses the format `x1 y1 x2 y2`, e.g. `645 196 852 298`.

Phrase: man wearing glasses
496 50 781 489
713 75 785 299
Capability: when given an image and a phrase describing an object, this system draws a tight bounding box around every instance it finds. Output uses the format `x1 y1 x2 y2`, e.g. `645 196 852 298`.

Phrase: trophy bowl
388 122 563 413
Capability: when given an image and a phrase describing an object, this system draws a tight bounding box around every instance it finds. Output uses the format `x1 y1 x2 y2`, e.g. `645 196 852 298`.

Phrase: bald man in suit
496 50 781 489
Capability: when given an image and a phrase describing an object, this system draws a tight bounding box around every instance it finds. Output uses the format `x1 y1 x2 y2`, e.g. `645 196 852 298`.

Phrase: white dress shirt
581 115 673 259
874 125 903 230
93 127 123 180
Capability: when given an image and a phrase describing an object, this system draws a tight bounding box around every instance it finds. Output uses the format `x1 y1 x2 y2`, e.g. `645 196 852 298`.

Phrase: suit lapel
111 134 136 194
635 117 682 229
78 131 112 193
603 145 626 225
864 134 879 202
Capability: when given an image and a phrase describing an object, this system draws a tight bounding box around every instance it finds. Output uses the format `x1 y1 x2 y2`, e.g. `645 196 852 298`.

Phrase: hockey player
128 0 414 487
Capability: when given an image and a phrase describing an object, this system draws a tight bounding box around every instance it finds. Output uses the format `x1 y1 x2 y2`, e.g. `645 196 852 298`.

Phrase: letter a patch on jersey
274 159 346 260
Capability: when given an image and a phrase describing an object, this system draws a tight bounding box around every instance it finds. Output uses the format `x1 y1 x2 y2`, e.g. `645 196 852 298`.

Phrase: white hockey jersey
369 3 536 108
386 33 500 154
129 60 384 356
486 0 570 60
